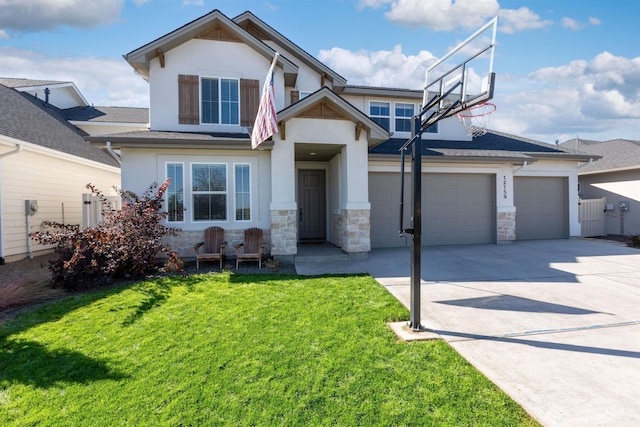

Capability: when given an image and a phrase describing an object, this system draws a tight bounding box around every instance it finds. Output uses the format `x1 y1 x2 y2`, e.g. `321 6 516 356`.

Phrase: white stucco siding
1 148 119 261
148 39 285 132
263 40 328 96
121 148 272 232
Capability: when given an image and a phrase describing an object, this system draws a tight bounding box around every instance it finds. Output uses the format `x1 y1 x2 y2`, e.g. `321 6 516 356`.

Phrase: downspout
0 143 23 264
105 141 121 164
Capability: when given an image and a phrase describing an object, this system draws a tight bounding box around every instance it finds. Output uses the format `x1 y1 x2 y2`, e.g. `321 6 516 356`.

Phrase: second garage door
369 172 496 248
514 176 569 240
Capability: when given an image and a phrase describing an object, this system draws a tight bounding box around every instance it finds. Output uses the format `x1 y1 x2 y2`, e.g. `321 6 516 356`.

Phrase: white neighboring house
561 138 640 235
86 9 593 260
0 79 147 263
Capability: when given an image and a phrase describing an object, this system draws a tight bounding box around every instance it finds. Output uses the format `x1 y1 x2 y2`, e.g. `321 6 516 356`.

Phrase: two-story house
87 9 592 260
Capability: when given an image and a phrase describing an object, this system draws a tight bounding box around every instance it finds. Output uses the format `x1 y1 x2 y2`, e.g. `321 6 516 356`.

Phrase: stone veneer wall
340 209 371 253
497 211 516 242
270 209 297 256
165 228 271 260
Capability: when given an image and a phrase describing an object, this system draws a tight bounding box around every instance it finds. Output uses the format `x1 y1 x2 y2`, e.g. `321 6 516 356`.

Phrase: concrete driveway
300 239 640 426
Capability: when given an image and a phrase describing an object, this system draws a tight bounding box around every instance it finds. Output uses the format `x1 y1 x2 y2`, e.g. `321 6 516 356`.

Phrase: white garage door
369 173 496 248
514 176 569 240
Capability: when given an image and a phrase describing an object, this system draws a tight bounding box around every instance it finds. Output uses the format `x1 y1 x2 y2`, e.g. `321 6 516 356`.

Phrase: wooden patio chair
194 226 227 270
234 227 265 269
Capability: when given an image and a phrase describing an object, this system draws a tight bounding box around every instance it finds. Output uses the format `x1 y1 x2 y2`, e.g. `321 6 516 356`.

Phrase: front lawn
0 273 538 426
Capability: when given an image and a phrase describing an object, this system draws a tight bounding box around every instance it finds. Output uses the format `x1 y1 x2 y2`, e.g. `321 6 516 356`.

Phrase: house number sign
503 175 508 199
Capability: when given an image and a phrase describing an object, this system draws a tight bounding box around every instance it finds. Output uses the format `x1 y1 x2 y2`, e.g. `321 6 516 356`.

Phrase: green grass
0 273 538 426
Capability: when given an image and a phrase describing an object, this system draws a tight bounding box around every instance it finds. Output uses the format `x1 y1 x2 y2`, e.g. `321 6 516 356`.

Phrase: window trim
191 162 229 222
369 100 391 131
234 163 252 222
165 162 185 223
200 76 240 126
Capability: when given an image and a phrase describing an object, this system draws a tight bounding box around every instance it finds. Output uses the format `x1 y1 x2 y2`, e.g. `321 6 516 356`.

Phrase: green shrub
30 180 182 289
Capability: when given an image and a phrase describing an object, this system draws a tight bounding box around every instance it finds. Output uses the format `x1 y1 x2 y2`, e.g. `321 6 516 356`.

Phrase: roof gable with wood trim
124 9 298 86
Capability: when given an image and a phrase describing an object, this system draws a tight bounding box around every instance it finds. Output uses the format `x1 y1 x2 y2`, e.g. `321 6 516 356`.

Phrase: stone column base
497 210 516 242
271 209 297 256
339 209 371 253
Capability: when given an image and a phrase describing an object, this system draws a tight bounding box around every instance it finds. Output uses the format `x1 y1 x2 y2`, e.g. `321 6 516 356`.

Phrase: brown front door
298 169 326 241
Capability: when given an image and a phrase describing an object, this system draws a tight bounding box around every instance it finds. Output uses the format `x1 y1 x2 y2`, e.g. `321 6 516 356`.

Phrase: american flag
251 53 279 149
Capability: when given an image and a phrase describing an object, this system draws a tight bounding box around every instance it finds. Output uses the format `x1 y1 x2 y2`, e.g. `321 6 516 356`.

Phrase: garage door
369 173 496 248
514 176 568 240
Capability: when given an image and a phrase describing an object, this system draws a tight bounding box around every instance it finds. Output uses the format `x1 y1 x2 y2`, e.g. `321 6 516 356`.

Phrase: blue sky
1 0 638 144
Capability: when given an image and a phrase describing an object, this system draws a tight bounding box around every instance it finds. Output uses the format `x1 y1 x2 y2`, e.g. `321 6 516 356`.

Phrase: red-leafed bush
30 180 182 289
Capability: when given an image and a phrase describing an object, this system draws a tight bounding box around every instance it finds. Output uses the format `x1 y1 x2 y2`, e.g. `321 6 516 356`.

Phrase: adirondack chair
234 227 265 269
194 226 227 270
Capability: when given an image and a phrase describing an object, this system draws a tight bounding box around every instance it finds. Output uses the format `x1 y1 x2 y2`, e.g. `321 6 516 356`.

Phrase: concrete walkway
295 239 640 426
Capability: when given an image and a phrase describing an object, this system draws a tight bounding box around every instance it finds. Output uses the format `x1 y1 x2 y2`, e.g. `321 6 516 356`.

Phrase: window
201 78 239 125
395 103 414 132
300 91 313 99
370 101 390 130
235 164 251 221
166 163 184 222
192 163 227 221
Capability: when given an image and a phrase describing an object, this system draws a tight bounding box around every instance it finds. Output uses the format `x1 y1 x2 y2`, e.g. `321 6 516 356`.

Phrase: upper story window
395 103 414 132
370 101 390 131
201 78 239 125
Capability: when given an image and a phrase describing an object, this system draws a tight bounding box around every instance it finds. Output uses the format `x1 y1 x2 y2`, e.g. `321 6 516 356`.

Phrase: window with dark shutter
178 74 199 125
240 79 259 127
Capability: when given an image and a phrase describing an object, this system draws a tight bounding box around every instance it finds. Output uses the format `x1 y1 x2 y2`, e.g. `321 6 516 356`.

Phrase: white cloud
318 44 437 89
492 52 640 142
0 0 124 33
498 7 552 34
0 47 149 107
589 17 602 25
182 0 204 6
0 29 7 39
561 17 584 31
358 0 552 34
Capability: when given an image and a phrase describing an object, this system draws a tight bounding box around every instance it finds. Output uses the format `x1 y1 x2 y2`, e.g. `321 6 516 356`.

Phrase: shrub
30 180 182 289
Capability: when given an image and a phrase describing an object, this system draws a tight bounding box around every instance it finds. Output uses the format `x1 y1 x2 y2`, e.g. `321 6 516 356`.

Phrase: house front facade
88 10 592 260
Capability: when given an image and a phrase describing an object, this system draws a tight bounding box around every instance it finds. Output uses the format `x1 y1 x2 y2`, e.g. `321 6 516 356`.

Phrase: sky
0 0 638 144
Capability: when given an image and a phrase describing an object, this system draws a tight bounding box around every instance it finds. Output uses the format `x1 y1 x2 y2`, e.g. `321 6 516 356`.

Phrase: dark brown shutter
240 78 260 127
290 90 299 105
178 74 199 125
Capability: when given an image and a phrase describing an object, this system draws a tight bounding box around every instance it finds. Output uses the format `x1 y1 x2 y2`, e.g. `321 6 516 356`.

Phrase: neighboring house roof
85 130 256 149
124 9 299 86
559 138 640 174
0 84 119 167
0 77 70 88
0 77 89 108
371 129 594 163
232 11 347 89
64 106 149 124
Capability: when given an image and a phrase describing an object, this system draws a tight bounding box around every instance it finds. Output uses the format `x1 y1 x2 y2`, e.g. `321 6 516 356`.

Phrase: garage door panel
515 177 568 240
370 172 495 248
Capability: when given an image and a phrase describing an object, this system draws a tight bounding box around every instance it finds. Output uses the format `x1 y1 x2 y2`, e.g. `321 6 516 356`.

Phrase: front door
298 169 326 241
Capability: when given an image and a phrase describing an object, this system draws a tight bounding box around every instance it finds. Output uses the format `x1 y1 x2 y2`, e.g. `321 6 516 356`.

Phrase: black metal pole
409 115 423 331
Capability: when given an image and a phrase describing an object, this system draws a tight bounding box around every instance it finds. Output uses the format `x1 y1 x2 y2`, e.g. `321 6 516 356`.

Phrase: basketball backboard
421 17 498 127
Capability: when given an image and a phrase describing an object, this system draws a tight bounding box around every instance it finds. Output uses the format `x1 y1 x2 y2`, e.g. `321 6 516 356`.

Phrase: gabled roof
124 9 298 85
0 77 89 107
0 84 119 167
233 11 347 89
277 87 390 145
65 106 149 124
559 138 640 174
370 129 594 163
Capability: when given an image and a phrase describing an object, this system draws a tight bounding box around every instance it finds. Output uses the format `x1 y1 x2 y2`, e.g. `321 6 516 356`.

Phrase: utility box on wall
25 199 38 215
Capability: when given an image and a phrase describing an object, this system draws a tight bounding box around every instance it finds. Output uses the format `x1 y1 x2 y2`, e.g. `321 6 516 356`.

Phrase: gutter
0 142 22 264
105 141 121 165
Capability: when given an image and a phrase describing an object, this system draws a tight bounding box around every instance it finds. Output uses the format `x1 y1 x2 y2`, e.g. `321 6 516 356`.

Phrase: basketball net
456 102 496 137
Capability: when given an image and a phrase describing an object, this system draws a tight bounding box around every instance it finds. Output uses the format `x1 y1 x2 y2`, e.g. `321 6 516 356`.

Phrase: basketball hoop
456 102 496 137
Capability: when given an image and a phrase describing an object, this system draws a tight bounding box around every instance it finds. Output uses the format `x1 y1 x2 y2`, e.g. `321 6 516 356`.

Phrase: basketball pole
409 115 424 331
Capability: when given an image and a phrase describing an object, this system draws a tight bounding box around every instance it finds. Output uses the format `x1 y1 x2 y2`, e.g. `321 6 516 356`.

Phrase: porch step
295 253 351 263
